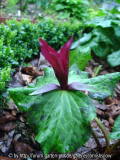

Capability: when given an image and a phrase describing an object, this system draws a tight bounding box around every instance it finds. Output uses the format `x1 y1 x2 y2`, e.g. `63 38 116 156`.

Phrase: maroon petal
49 52 68 90
68 82 99 92
59 35 73 67
39 38 58 64
29 83 61 95
39 37 73 90
59 36 73 86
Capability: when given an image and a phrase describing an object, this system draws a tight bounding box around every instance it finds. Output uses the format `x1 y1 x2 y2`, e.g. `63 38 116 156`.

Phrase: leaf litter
1 52 120 159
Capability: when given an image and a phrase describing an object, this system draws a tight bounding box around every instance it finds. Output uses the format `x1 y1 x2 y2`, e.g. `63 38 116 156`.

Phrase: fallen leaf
0 113 16 124
13 140 33 157
22 67 43 77
93 100 110 110
108 116 114 127
14 134 21 141
0 156 15 160
19 115 26 123
11 110 17 117
112 106 120 118
22 74 33 85
0 130 15 153
74 146 91 155
113 98 118 105
29 58 39 67
99 70 108 75
96 108 104 116
0 122 17 132
105 97 113 104
6 100 18 110
37 54 50 69
9 72 25 87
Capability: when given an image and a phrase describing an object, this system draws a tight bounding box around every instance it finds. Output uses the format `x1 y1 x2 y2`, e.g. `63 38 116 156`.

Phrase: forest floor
0 53 120 160
0 1 120 160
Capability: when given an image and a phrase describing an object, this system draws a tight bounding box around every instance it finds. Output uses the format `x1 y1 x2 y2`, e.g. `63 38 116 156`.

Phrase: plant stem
110 139 120 153
77 30 83 48
94 117 110 150
93 65 102 78
92 129 103 153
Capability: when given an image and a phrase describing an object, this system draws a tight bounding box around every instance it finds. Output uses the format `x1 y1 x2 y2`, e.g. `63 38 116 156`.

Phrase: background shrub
4 18 81 65
51 0 90 20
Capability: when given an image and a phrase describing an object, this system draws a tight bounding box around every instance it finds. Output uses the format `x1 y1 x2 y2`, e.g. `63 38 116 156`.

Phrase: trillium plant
9 36 120 155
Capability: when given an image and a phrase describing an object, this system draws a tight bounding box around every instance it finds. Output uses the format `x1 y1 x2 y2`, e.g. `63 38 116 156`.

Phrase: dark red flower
30 36 98 96
39 36 73 90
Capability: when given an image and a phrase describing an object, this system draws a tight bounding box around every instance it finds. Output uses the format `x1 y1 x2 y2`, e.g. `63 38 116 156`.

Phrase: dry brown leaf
0 156 16 160
9 72 25 87
0 113 16 124
22 74 33 85
22 67 43 77
105 97 113 104
13 140 34 160
19 115 26 123
29 58 39 67
6 100 18 110
0 130 15 153
0 122 17 132
93 100 110 110
11 110 17 117
113 98 118 105
96 108 104 116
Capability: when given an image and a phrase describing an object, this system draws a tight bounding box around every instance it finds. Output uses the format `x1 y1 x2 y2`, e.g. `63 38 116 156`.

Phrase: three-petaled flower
30 36 98 96
39 36 73 90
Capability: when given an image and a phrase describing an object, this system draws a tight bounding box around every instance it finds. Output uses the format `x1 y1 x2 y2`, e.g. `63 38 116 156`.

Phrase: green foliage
0 68 11 110
107 50 120 67
116 0 120 3
0 19 81 66
8 0 18 6
69 46 91 70
51 0 90 20
0 68 11 90
37 19 81 50
6 19 39 63
35 0 52 10
8 64 120 153
4 0 18 14
28 0 36 3
0 36 15 68
72 13 120 67
109 115 120 139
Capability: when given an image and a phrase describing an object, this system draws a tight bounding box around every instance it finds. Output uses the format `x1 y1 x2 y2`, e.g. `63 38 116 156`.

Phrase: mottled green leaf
109 115 120 139
107 50 120 67
27 90 96 154
69 63 89 79
8 67 58 112
68 70 120 100
69 46 91 70
8 64 120 113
